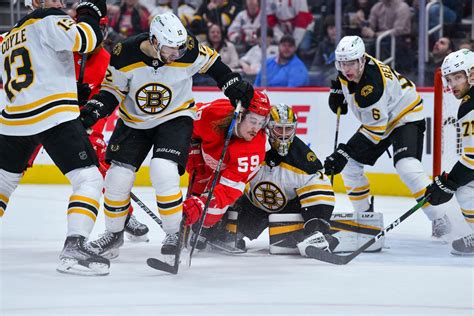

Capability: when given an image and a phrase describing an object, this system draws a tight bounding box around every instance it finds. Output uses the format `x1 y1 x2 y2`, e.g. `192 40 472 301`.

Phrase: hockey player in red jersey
182 90 272 247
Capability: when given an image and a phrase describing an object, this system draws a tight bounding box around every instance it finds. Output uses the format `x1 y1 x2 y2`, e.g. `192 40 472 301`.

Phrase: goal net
433 68 463 176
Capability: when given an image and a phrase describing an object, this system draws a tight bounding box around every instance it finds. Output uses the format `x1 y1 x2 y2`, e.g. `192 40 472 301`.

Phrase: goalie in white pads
210 104 339 256
0 0 110 275
324 36 451 239
425 49 474 256
80 12 255 259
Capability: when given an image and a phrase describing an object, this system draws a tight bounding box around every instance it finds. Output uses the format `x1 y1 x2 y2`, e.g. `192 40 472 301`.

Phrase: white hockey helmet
149 12 188 61
335 36 366 71
441 49 474 86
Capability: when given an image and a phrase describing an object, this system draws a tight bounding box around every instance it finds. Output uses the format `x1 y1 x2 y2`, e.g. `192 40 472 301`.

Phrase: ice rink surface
1 185 473 316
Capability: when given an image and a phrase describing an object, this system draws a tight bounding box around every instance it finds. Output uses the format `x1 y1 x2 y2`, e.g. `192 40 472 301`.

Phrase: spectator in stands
240 28 279 76
458 39 473 51
310 15 338 86
204 23 240 71
227 0 261 51
266 0 313 49
343 0 377 37
255 35 309 87
361 0 412 71
427 0 465 32
146 0 197 27
110 0 150 38
189 0 240 41
425 36 455 86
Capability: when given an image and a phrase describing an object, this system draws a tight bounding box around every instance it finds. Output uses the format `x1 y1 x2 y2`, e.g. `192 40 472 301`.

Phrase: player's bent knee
104 163 135 198
150 158 179 194
0 169 22 196
66 166 103 196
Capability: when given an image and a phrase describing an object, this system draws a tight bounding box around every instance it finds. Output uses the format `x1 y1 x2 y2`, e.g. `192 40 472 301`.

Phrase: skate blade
125 232 150 243
57 258 109 276
450 250 474 256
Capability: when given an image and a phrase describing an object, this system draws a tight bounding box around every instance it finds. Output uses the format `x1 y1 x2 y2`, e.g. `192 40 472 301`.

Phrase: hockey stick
305 196 428 265
142 172 195 274
78 54 87 85
188 101 243 266
330 106 342 185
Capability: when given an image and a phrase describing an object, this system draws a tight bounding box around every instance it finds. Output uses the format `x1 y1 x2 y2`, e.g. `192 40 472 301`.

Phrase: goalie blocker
269 212 384 254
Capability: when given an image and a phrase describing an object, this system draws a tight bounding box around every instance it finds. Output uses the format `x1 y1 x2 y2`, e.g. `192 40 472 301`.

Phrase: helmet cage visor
268 122 296 156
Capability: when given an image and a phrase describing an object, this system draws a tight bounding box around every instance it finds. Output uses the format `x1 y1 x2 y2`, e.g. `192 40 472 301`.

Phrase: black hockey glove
324 144 351 176
328 79 347 115
424 172 459 206
76 0 107 21
77 82 92 107
218 73 254 109
80 99 105 128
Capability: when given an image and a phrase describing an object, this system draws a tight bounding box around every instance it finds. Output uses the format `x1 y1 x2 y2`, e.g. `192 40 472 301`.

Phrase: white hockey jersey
454 89 474 173
245 137 335 213
100 33 219 129
338 54 424 144
0 8 100 136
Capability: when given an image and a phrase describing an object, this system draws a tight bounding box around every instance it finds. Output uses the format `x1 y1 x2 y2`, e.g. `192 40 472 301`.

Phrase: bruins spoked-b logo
253 181 287 213
135 83 172 114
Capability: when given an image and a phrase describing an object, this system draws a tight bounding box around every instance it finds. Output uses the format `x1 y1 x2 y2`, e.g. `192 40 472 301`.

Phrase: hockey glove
425 172 459 205
183 196 205 226
324 144 351 176
88 131 109 176
80 99 105 129
76 0 107 20
77 82 92 107
186 141 206 175
218 73 254 109
328 79 347 115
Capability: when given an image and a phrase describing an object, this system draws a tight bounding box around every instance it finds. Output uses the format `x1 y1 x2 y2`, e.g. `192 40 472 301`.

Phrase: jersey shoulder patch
285 137 323 174
110 33 149 70
354 60 384 108
458 89 474 120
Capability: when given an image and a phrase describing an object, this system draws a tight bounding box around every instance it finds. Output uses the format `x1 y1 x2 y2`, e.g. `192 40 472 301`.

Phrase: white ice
1 185 473 316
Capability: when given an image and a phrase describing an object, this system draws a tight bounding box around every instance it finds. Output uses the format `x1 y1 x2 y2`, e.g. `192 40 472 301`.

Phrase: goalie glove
328 79 347 115
425 172 459 205
323 144 351 176
76 0 107 21
218 73 254 109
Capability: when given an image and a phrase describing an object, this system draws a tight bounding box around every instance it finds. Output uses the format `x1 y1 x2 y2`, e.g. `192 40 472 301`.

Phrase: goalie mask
149 12 188 63
267 103 297 156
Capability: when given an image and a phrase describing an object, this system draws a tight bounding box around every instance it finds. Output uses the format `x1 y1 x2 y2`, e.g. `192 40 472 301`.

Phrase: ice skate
57 235 110 276
89 230 124 259
161 232 179 255
125 214 149 242
451 233 474 256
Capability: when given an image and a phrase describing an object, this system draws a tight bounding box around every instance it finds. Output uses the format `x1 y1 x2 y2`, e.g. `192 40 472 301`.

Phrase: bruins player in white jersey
324 36 451 239
0 0 110 275
80 12 255 259
425 49 474 255
210 104 338 255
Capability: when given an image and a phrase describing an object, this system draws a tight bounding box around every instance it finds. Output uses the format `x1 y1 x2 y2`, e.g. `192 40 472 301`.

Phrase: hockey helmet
149 12 188 61
335 36 366 72
267 103 297 156
441 49 474 86
247 90 272 117
99 16 109 39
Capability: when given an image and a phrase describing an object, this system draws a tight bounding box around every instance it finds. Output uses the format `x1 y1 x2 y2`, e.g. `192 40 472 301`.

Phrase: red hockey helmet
99 16 109 39
247 90 272 117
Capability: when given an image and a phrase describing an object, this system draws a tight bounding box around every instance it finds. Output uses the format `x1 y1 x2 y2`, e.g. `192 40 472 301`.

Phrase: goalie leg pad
395 157 447 221
150 158 182 234
268 214 305 255
0 169 22 217
103 163 135 233
65 166 103 236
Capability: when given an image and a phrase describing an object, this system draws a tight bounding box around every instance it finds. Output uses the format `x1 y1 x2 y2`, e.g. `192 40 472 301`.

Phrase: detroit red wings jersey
190 99 270 225
100 33 219 129
74 48 111 134
0 9 100 136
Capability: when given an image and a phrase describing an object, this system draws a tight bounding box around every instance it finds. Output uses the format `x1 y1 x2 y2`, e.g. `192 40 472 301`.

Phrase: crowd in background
28 0 474 86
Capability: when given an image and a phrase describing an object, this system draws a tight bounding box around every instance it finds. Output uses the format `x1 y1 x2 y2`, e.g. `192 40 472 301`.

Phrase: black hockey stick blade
146 257 178 274
306 198 427 265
